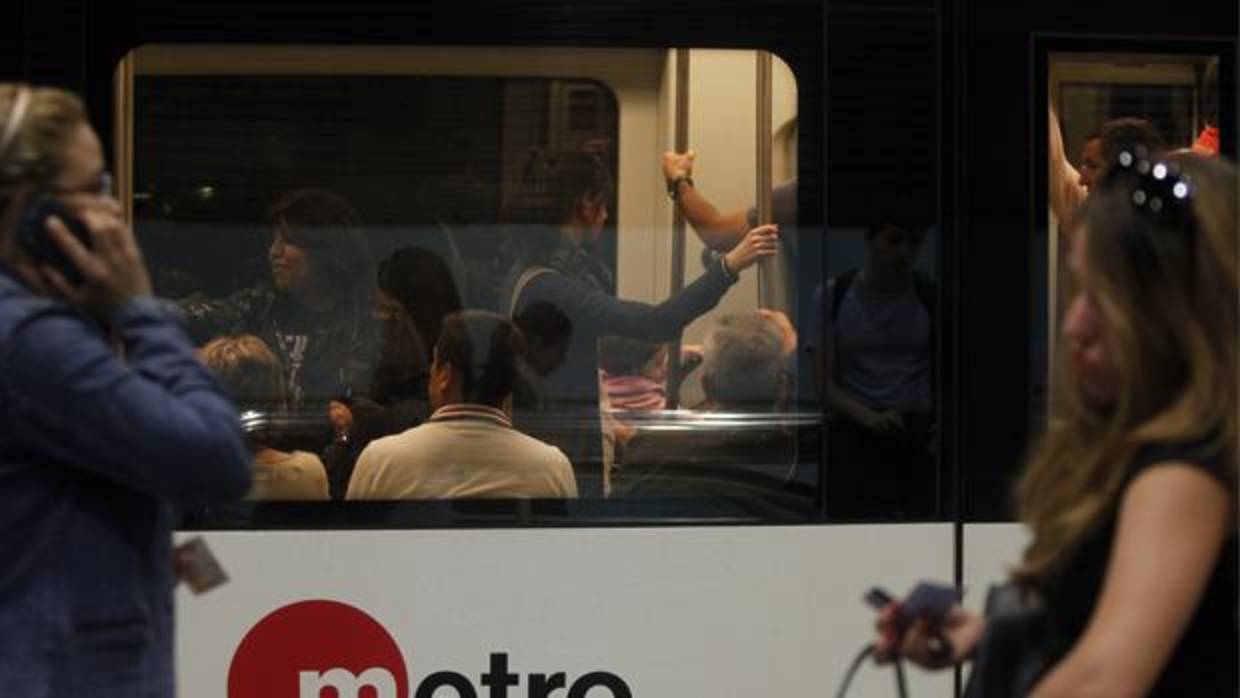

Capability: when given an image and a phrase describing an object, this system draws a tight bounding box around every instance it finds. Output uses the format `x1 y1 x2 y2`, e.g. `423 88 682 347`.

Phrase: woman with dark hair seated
321 246 464 498
181 188 378 407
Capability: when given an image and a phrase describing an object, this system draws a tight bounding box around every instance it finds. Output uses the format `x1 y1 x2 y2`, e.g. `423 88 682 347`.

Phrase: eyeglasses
51 170 113 197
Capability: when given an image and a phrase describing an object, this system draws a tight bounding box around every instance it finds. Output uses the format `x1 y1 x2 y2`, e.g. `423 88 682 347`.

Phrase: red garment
1192 125 1219 156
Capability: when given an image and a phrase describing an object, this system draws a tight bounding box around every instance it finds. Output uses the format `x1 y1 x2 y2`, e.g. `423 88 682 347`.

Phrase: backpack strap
829 268 859 323
831 268 935 320
507 265 556 318
913 269 936 317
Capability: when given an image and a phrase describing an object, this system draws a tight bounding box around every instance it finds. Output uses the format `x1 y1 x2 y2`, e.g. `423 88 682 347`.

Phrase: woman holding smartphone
876 151 1237 697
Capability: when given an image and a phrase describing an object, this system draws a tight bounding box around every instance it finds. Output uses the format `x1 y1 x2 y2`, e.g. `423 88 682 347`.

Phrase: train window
1042 51 1223 415
118 45 822 526
978 46 1234 526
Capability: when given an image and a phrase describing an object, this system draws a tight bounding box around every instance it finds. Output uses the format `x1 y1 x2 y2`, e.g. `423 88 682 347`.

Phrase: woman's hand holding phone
42 193 152 321
869 583 985 669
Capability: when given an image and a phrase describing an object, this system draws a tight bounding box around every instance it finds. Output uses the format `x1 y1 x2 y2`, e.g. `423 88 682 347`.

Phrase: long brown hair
1014 153 1238 588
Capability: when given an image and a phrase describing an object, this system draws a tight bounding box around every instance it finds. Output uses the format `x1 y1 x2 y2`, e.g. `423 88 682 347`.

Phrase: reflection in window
819 201 940 521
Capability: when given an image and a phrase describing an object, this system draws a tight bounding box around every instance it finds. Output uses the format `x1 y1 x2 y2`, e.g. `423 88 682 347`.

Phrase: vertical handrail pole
755 51 779 309
756 50 792 313
665 48 691 408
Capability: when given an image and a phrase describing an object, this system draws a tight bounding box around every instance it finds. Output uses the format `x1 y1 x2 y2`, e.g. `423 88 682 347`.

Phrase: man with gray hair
611 312 803 512
699 313 789 412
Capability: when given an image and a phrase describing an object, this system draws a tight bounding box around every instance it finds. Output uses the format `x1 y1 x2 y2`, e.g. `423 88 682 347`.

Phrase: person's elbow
162 416 254 504
1033 647 1153 698
199 445 253 503
699 220 746 252
195 424 253 502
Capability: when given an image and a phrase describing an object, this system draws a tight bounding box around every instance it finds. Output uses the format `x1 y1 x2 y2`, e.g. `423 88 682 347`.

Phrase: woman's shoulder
1130 432 1230 487
0 284 63 332
286 450 328 470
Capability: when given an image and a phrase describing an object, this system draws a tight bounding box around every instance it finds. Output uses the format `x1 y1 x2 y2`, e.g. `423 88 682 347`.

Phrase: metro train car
4 1 1236 696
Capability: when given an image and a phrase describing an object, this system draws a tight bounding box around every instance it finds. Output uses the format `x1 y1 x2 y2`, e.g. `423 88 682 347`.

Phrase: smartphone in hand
866 581 959 632
17 196 93 286
865 586 896 609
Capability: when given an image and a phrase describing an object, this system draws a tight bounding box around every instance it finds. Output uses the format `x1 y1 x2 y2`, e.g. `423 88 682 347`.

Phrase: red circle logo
228 599 408 698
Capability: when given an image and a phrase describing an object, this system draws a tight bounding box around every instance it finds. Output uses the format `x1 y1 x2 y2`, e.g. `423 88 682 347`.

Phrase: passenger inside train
345 310 579 500
319 246 464 497
199 334 330 501
612 311 799 507
180 188 378 409
499 148 780 496
819 196 938 520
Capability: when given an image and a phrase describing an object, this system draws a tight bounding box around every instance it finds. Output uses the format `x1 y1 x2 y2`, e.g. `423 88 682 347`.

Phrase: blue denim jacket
0 266 251 697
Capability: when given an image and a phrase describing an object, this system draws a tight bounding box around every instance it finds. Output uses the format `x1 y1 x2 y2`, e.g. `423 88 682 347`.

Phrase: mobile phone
897 581 959 632
17 196 92 286
865 581 958 632
864 586 896 609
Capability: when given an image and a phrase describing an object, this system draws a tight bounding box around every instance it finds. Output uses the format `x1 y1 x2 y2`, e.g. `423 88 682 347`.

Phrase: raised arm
663 150 751 252
526 224 779 342
1048 107 1087 227
1030 463 1232 697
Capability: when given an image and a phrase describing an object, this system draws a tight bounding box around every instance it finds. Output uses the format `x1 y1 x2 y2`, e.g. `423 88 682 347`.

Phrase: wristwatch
667 175 694 200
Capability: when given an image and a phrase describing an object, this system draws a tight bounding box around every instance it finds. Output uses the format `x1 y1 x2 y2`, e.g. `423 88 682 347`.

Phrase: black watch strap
667 175 694 200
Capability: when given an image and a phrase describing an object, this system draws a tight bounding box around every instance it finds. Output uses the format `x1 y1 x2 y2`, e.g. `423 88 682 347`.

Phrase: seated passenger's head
377 246 462 352
1063 151 1235 419
514 301 573 376
431 310 527 410
267 188 372 305
506 149 613 253
200 334 286 408
369 247 463 400
0 85 108 272
199 335 286 449
701 314 788 411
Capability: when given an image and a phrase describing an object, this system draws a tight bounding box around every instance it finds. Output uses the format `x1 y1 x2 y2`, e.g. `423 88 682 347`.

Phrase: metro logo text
228 600 633 698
